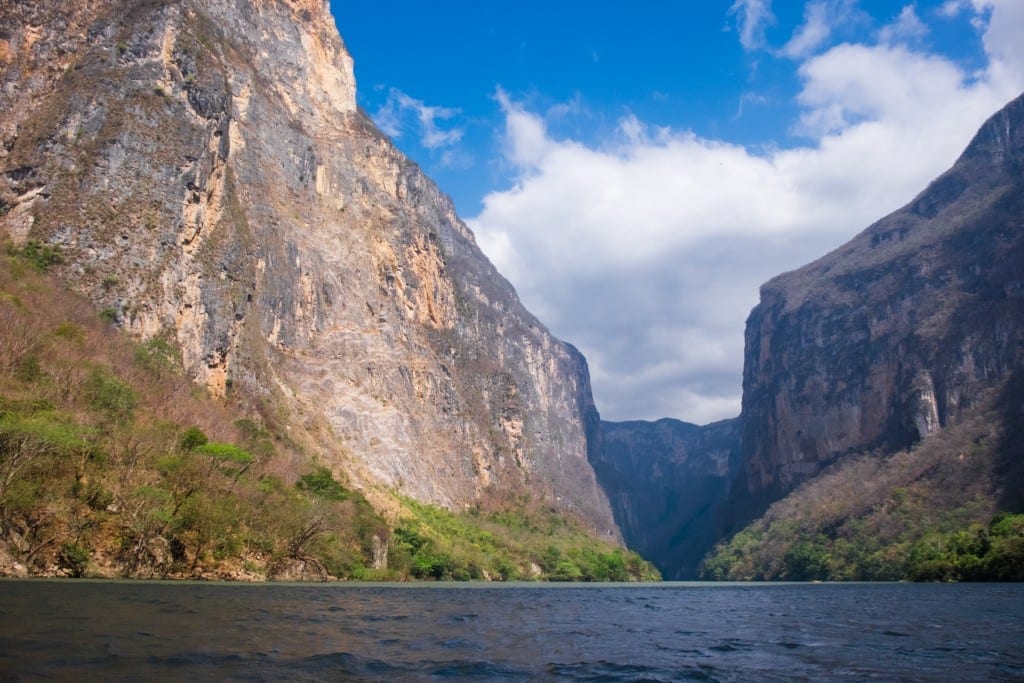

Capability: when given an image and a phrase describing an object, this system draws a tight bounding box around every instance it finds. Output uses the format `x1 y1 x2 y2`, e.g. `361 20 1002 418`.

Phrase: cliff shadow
995 366 1024 512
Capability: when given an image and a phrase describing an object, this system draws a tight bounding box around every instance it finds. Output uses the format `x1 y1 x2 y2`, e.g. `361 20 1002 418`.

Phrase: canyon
1 0 1020 580
602 92 1024 578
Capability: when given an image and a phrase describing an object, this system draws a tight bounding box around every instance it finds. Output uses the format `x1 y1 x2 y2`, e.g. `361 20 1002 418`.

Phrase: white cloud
546 91 585 120
793 44 968 137
470 10 1022 424
779 1 834 58
877 5 929 45
734 92 769 119
935 0 1024 79
729 0 776 51
779 0 863 59
980 1 1024 83
373 88 464 150
938 0 967 17
494 88 551 167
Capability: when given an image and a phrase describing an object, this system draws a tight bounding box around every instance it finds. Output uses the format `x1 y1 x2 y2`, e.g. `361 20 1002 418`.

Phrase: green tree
296 466 348 501
179 426 208 451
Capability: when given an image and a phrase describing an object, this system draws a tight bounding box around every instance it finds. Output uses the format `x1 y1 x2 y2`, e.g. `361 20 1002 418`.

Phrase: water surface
1 581 1021 681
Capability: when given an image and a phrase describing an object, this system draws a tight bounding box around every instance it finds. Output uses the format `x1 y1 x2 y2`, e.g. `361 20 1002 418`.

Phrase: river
1 581 1021 681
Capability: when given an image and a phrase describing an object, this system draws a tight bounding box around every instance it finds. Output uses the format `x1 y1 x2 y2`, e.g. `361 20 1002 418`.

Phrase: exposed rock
268 557 328 582
0 0 617 536
739 92 1024 503
909 370 940 439
370 533 388 571
0 543 27 578
591 418 742 579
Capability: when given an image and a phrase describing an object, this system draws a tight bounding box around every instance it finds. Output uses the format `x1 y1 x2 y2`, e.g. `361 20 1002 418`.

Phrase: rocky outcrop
591 418 742 579
0 0 618 536
740 92 1024 500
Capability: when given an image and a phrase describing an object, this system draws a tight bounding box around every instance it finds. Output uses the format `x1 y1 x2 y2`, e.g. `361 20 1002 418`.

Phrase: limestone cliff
0 0 618 536
591 418 741 579
739 92 1024 501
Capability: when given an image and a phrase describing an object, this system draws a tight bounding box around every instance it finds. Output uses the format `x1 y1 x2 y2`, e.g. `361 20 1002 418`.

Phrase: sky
328 0 1024 425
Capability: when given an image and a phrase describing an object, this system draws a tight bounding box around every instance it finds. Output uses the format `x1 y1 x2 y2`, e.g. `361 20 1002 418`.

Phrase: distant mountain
590 418 741 579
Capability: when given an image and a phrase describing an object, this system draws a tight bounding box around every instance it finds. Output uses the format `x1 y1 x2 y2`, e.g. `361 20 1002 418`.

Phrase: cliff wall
0 0 618 536
591 418 742 579
740 93 1024 500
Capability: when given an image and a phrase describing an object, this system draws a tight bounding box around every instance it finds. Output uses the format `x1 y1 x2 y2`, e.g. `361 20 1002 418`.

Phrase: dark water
0 581 1022 681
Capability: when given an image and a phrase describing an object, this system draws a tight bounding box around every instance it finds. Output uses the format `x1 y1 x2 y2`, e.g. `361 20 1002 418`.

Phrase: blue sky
329 1 1024 424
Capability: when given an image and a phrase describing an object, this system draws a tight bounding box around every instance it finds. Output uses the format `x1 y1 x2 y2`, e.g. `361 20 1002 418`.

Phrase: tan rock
0 0 619 539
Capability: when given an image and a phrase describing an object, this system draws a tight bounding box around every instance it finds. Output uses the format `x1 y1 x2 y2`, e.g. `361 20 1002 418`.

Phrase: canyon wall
0 0 618 536
739 93 1024 501
591 418 742 579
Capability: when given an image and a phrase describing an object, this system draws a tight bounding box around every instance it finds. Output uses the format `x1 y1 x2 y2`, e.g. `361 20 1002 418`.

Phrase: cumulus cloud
979 1 1024 81
469 9 1023 424
373 88 464 150
728 0 776 51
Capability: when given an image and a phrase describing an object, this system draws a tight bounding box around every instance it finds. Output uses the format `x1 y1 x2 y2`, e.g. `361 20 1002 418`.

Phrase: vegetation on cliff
392 498 658 582
699 94 1024 583
702 395 1024 581
0 243 388 580
0 246 658 581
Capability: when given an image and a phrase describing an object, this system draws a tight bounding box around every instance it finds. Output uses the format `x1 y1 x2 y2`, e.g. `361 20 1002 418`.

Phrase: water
0 581 1021 681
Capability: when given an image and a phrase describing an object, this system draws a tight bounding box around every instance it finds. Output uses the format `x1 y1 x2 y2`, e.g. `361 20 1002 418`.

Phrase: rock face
740 92 1024 501
0 0 618 535
591 418 742 579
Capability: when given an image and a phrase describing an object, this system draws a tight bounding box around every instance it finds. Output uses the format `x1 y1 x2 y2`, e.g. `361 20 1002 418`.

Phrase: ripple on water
1 582 1022 682
549 660 718 682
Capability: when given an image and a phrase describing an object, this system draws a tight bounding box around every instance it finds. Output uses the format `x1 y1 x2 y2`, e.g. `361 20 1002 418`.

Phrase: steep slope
0 247 391 580
591 418 741 579
697 93 1024 580
703 377 1024 580
0 0 617 536
739 92 1024 504
0 247 655 580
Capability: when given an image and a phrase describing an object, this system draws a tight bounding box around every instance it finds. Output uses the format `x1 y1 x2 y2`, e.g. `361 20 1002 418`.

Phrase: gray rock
739 92 1024 502
0 0 618 536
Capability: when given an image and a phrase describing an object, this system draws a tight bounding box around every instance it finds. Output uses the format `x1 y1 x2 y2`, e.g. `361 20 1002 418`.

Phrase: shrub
296 466 348 501
194 442 253 464
84 368 137 418
179 426 208 451
411 551 453 580
15 355 42 383
59 542 90 578
9 240 64 272
134 337 181 378
195 442 254 481
53 323 84 342
781 539 831 581
550 559 583 581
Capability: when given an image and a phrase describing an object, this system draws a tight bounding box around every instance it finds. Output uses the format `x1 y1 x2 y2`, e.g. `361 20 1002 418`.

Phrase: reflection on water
1 581 1022 681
